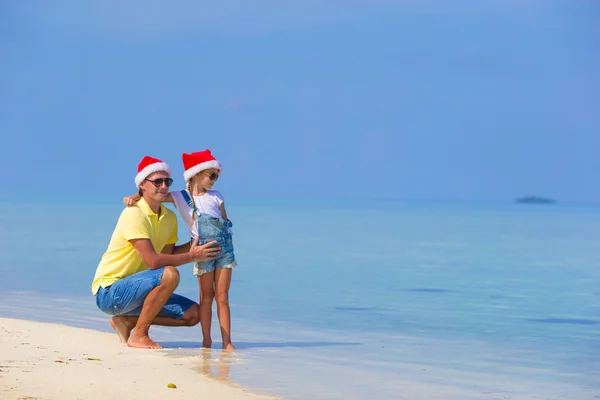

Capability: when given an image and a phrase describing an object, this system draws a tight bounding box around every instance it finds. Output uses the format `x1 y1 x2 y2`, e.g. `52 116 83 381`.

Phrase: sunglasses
145 178 174 187
201 171 219 181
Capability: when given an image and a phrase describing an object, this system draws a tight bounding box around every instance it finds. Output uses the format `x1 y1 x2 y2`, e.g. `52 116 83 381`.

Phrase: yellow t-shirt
91 198 178 295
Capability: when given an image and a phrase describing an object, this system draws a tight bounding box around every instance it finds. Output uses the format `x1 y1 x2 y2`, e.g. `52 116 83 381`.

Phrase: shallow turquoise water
1 201 598 399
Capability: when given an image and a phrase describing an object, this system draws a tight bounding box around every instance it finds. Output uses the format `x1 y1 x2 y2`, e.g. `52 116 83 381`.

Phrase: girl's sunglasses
202 171 219 181
145 178 174 187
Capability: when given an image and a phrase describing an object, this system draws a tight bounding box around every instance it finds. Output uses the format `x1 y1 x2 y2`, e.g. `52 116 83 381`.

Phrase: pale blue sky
2 1 599 203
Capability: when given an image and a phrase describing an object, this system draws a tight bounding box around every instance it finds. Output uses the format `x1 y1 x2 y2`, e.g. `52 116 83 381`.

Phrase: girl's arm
219 202 229 221
123 192 174 206
163 193 174 203
123 193 141 206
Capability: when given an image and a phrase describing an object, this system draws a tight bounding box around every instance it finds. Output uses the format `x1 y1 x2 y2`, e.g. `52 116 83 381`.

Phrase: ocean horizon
1 199 598 399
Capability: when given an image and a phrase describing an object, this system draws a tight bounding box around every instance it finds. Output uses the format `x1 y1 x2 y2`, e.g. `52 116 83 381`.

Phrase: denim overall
180 190 237 275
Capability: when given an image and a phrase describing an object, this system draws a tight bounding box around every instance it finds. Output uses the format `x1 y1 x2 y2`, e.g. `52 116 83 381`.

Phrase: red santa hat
134 156 172 187
182 150 222 182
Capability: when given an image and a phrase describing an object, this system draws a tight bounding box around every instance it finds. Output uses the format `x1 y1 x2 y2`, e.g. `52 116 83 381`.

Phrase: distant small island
515 196 557 204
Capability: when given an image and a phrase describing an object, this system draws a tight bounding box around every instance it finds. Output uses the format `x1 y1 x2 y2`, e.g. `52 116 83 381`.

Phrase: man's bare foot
223 343 236 351
202 339 212 348
127 333 162 349
110 316 136 344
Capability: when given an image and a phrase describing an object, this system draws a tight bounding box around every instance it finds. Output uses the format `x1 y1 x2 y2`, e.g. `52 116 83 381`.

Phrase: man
91 156 220 349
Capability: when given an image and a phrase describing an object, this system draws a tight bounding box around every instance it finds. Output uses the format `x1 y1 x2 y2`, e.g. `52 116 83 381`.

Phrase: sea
0 200 598 399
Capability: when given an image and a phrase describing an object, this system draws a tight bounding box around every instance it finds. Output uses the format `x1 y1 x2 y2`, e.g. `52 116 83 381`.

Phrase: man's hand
189 237 221 262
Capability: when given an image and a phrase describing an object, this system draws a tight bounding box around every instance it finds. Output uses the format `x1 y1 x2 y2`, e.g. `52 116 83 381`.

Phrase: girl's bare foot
127 333 162 349
202 339 212 348
110 316 136 344
223 343 236 351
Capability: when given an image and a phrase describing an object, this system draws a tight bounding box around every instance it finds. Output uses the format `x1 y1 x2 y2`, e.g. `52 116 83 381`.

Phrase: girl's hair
186 180 197 223
138 188 143 197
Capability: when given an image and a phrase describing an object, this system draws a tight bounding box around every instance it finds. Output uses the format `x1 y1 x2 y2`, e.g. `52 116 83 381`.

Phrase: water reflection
193 348 237 387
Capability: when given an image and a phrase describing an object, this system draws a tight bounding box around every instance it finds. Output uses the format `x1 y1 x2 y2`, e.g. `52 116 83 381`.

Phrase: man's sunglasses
202 171 220 181
145 178 174 187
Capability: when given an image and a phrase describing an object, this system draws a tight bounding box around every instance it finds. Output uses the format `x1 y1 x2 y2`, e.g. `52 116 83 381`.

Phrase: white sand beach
0 318 266 400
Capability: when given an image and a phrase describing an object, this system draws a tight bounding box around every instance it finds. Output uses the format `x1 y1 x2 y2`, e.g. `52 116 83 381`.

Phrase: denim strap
180 190 197 214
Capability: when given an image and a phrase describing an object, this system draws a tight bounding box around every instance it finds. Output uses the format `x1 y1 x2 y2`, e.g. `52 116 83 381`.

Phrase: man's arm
159 243 187 269
172 242 192 254
161 242 192 256
131 237 219 270
161 243 175 255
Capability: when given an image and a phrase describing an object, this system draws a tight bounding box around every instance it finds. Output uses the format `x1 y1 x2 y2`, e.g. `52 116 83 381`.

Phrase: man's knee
183 304 200 326
161 266 180 287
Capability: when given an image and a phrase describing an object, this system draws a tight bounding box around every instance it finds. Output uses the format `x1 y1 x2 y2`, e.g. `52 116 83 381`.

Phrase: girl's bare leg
214 268 235 350
198 272 215 348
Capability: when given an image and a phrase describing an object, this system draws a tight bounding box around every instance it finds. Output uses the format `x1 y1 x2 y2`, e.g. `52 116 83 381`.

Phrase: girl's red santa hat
134 156 172 187
182 150 222 182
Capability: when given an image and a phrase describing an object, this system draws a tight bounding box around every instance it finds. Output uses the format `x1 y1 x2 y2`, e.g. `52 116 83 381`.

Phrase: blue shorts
194 237 237 276
95 267 196 319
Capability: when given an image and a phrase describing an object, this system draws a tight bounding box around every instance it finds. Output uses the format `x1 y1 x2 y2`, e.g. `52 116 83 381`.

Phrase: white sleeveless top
171 190 231 238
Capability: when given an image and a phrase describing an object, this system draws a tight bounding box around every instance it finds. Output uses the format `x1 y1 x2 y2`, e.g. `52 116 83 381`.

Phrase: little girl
125 149 237 350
